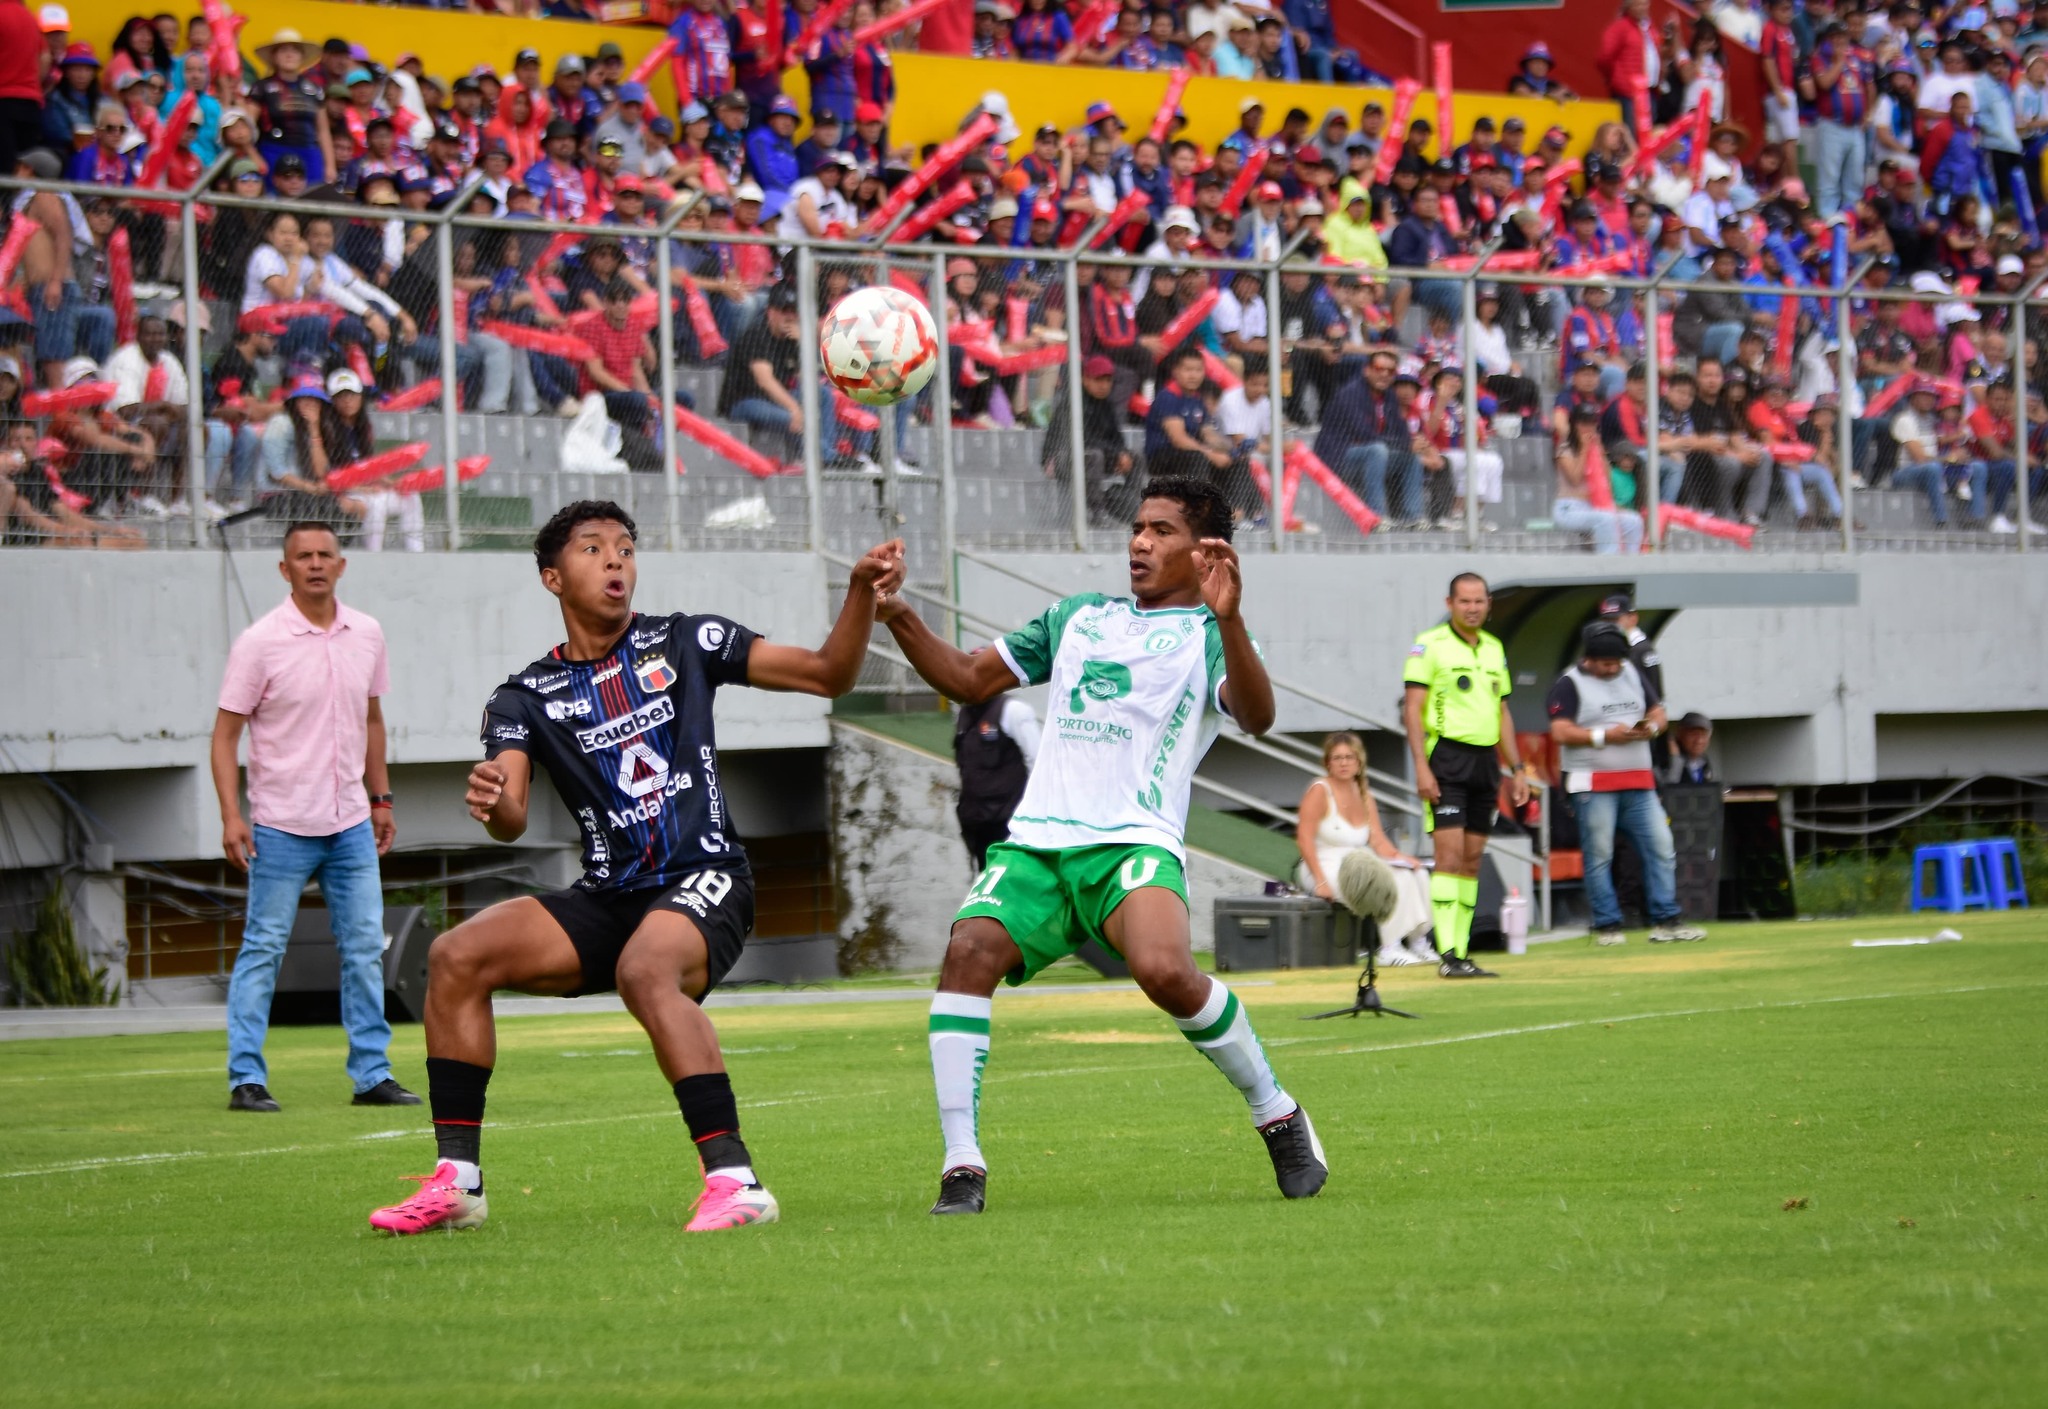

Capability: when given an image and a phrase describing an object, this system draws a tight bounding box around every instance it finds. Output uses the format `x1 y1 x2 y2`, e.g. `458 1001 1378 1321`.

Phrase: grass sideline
4 913 2045 1407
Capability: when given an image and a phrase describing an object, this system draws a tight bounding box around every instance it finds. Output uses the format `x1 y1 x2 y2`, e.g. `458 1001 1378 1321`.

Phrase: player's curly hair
1137 476 1233 543
535 499 637 572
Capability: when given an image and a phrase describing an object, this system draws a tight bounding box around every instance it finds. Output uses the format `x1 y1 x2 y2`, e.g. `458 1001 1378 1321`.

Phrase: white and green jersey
993 592 1244 861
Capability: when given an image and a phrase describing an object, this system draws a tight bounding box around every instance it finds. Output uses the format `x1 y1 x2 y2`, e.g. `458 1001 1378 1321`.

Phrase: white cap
1998 253 2025 276
38 5 69 31
977 90 1019 144
1937 301 1982 327
1162 205 1198 232
0 354 20 381
117 128 147 155
1909 270 1950 295
733 180 765 202
1297 196 1325 215
326 368 364 396
219 107 253 132
62 356 99 387
1701 154 1735 183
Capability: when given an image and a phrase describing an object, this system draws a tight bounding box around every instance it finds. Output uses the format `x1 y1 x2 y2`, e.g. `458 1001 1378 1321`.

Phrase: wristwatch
369 793 395 808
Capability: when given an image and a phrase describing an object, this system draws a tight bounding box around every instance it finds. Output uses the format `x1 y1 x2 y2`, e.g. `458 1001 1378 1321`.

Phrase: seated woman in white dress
1294 732 1438 966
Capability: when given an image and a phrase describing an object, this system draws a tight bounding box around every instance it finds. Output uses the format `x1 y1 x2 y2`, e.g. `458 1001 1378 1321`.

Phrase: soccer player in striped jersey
875 478 1328 1214
368 501 902 1236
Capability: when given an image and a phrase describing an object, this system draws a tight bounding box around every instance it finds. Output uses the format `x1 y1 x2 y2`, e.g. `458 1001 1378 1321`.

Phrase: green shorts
955 841 1188 986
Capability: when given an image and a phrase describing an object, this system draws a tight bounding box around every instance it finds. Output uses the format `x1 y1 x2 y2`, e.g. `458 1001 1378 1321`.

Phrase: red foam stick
1863 374 1915 420
1006 296 1029 343
391 455 491 496
35 436 69 464
1200 348 1239 391
1773 294 1798 378
237 300 341 334
1433 42 1454 161
674 402 794 478
986 343 1068 376
1630 105 1707 180
324 441 430 493
0 215 41 290
1280 456 1300 523
1286 442 1379 536
451 288 469 344
1218 147 1269 220
1660 502 1755 548
1439 249 1542 273
864 112 999 234
379 379 443 412
1127 392 1150 418
679 276 728 358
782 0 859 70
1148 68 1191 144
1066 0 1118 48
346 343 375 389
108 227 135 346
1087 190 1152 249
1152 287 1219 361
1246 456 1303 531
1687 91 1714 182
480 320 598 362
1553 248 1641 279
135 93 197 191
1769 440 1816 462
893 179 978 244
1373 79 1423 185
1631 73 1652 146
1583 438 1617 511
697 155 730 198
627 36 677 85
43 463 89 513
853 0 951 47
833 391 880 430
23 382 118 415
143 363 168 404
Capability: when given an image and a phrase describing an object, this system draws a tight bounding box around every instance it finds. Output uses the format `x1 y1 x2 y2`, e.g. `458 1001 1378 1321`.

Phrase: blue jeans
1339 442 1422 521
1891 459 1984 526
1813 119 1865 219
1781 459 1843 519
1570 788 1681 930
206 419 262 502
33 281 115 366
1552 496 1643 553
1985 458 2046 516
1699 321 1744 367
226 820 392 1094
731 390 868 462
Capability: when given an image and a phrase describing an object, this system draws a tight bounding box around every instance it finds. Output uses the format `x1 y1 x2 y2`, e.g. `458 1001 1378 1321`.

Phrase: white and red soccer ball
819 286 939 407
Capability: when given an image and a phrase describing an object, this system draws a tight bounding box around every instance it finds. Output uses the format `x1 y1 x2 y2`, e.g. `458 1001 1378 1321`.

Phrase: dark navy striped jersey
481 611 759 892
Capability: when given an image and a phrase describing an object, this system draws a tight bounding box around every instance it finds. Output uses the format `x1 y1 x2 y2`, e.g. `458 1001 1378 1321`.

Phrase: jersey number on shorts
1119 855 1160 891
675 870 732 905
963 865 1007 905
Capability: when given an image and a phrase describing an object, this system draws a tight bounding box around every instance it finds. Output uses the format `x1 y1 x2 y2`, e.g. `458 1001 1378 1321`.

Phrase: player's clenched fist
855 539 908 618
466 761 507 822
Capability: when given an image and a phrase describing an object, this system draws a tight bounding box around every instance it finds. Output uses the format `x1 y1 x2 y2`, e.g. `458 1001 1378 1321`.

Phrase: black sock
427 1057 491 1172
674 1072 752 1179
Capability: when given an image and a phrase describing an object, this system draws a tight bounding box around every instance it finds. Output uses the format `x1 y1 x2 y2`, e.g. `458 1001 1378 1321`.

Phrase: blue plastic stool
1909 843 1992 912
1976 838 2030 910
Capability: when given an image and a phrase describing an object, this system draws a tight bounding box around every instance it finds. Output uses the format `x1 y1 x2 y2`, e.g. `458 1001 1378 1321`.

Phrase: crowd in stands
1 0 2045 548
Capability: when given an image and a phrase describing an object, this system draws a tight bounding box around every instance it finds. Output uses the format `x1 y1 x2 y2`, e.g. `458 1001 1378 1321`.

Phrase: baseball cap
1598 593 1633 618
1541 125 1568 146
1998 253 2025 275
824 149 858 170
345 67 375 86
556 53 585 73
649 116 675 138
0 354 18 381
1502 117 1524 132
1031 197 1058 222
544 118 578 141
614 173 644 193
228 157 264 180
1082 355 1115 378
325 368 364 397
1297 196 1324 215
812 107 843 124
733 181 765 202
284 371 329 403
1255 180 1283 202
988 196 1019 220
855 100 885 124
38 5 67 33
769 95 801 118
596 137 625 157
947 257 977 278
679 101 709 124
1239 97 1264 114
431 122 461 143
713 90 748 110
1676 711 1713 731
274 153 306 176
596 40 624 59
1086 101 1119 124
1163 205 1198 232
514 47 541 66
617 81 649 104
1581 622 1630 659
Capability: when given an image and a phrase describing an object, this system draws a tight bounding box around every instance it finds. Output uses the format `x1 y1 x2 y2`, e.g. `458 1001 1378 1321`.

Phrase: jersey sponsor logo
1068 659 1133 715
700 744 727 832
1071 614 1106 643
545 697 593 720
635 655 677 692
697 621 727 652
1135 687 1195 817
524 671 571 693
491 723 529 742
592 661 623 684
631 624 671 649
604 764 693 827
1408 644 1428 657
1119 855 1160 890
576 806 611 865
576 695 676 752
1124 618 1149 636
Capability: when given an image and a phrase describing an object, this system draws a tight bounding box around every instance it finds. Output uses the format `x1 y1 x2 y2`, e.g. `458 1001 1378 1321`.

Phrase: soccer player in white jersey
876 477 1328 1214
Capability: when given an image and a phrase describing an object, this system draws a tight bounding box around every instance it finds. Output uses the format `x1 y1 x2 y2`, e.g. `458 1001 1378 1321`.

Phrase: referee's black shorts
1426 739 1499 836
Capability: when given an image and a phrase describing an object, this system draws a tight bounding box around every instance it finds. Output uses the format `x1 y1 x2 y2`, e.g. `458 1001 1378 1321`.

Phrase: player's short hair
535 499 637 572
1448 570 1488 597
281 520 339 554
1138 476 1233 542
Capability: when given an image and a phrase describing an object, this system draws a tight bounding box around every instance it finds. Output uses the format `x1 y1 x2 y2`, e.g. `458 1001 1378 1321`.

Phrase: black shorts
1427 739 1500 836
536 870 755 998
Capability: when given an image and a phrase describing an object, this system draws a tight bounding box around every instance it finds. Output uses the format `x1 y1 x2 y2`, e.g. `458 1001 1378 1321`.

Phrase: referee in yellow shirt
1401 572 1537 978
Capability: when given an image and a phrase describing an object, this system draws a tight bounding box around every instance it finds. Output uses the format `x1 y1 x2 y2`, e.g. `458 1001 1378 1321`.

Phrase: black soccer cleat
1438 955 1499 979
228 1083 280 1112
352 1078 423 1106
1258 1106 1328 1199
930 1166 987 1216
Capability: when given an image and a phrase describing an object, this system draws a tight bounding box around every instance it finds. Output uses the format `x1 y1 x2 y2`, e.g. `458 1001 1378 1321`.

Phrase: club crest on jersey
635 655 677 692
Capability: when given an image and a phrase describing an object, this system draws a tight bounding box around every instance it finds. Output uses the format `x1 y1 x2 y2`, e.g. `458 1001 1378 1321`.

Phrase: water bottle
1503 887 1529 955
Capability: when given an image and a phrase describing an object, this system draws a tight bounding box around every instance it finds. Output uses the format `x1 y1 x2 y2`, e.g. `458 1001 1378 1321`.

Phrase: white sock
1175 977 1294 1126
929 992 993 1175
705 1164 757 1186
443 1159 481 1192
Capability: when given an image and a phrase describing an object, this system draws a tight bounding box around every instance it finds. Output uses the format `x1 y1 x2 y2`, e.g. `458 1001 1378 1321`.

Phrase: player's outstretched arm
748 539 907 697
876 595 1020 705
1198 538 1276 736
467 751 532 843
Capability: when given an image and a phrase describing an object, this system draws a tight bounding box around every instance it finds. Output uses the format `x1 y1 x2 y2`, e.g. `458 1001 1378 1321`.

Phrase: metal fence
3 173 2040 560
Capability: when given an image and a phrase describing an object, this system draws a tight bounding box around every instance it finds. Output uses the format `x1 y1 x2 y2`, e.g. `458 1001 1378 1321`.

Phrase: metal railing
2 174 2038 561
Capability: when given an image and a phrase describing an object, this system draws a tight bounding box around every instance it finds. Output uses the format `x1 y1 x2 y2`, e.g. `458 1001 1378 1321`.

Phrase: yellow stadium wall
70 1 1616 158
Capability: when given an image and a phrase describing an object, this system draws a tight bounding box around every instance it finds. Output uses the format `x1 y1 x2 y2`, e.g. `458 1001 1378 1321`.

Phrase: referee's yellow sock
1455 875 1480 959
1429 871 1461 958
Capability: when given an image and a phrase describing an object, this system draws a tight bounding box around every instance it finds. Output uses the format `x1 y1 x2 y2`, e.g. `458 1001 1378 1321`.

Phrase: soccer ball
820 286 940 407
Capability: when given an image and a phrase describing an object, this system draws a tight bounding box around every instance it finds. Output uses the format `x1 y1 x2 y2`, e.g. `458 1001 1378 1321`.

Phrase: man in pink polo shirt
210 521 417 1113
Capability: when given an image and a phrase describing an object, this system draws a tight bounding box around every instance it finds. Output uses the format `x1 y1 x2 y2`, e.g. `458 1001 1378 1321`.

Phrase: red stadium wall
1332 0 1761 136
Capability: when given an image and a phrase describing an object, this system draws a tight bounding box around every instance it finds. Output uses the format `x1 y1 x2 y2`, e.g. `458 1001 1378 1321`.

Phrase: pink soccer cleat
685 1174 780 1232
368 1161 489 1235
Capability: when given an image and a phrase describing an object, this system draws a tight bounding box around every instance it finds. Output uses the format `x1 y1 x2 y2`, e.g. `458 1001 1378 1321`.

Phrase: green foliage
4 883 114 1007
1797 821 2046 917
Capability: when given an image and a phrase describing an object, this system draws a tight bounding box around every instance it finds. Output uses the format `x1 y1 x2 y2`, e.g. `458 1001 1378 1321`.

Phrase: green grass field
5 913 2046 1407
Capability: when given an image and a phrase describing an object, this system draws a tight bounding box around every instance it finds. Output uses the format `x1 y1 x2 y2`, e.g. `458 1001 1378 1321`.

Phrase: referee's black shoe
1438 955 1498 979
930 1167 987 1216
1258 1106 1329 1199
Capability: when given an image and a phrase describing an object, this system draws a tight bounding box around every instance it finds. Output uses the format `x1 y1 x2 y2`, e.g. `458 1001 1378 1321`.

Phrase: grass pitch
4 913 2046 1408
